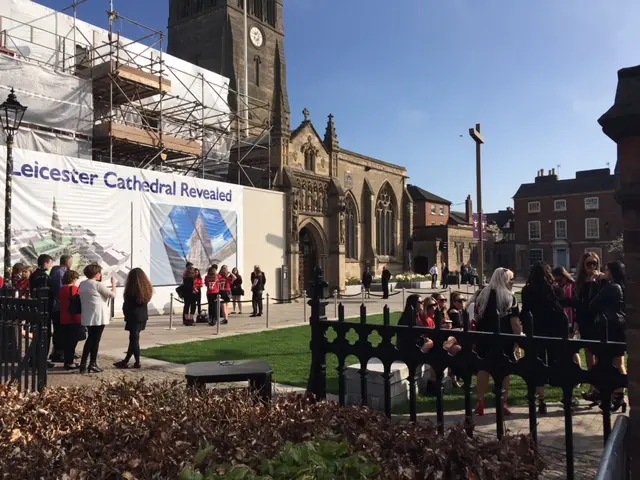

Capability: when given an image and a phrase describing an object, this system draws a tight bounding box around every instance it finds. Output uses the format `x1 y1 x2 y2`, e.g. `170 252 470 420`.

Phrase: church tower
51 197 63 243
167 0 291 152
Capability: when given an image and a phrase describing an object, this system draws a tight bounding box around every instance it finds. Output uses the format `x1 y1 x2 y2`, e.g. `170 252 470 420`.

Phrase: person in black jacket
361 267 373 299
250 266 266 317
381 267 391 299
520 262 570 414
114 268 153 369
590 261 627 412
28 254 55 368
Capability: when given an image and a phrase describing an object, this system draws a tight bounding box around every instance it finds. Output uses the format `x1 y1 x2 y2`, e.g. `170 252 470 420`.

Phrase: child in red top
194 268 204 314
217 265 234 325
59 269 82 369
204 265 219 325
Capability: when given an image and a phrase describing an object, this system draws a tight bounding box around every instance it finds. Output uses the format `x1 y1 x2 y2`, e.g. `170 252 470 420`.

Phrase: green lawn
143 311 584 414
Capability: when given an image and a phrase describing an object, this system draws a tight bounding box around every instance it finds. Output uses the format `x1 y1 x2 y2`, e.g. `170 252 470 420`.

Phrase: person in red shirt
217 265 234 325
204 265 219 325
193 268 204 315
398 294 434 353
12 263 31 298
59 270 83 370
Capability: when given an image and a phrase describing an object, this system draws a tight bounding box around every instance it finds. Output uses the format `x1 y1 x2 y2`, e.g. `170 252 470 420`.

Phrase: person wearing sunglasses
431 293 449 329
573 252 607 403
443 293 470 387
397 294 435 353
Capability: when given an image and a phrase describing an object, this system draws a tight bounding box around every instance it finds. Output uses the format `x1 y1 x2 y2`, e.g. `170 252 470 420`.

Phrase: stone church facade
167 0 412 293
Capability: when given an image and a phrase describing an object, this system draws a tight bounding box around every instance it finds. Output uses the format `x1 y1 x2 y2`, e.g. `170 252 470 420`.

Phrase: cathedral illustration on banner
4 197 131 282
150 203 237 285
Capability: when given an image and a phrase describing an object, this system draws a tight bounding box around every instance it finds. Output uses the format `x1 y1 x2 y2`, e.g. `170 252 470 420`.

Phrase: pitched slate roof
449 211 468 225
407 185 452 205
513 169 615 199
486 209 515 230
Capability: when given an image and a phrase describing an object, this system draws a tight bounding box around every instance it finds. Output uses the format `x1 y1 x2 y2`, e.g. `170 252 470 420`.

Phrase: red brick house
513 168 622 274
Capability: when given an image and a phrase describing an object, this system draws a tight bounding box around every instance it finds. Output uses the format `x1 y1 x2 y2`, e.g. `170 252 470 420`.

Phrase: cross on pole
469 123 485 285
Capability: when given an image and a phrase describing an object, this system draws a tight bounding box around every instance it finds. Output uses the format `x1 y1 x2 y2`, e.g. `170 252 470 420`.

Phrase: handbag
175 284 185 299
76 325 88 341
68 286 82 315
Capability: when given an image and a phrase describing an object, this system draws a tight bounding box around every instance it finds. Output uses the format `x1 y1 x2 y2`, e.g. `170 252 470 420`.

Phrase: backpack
68 286 82 315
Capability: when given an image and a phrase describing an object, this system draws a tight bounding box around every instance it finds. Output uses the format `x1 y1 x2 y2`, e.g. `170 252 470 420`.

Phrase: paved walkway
45 283 613 477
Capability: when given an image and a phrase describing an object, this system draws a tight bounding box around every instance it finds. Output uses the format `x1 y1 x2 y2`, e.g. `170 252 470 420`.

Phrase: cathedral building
167 0 413 293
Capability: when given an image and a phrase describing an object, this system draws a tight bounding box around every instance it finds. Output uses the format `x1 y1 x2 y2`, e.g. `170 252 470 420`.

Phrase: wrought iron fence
596 416 629 480
0 287 49 393
305 267 627 480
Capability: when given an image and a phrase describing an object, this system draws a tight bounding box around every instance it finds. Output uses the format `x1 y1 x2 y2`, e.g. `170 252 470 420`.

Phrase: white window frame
555 219 567 239
585 218 600 239
528 220 541 241
554 199 567 212
528 201 541 213
439 206 445 216
584 197 599 211
529 249 543 266
430 204 436 215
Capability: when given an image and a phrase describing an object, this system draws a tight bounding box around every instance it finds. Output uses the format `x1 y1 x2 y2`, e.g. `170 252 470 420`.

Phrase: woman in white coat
79 263 117 373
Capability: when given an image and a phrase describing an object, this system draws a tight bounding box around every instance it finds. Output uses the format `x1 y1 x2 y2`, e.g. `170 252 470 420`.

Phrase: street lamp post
469 123 485 285
0 88 27 284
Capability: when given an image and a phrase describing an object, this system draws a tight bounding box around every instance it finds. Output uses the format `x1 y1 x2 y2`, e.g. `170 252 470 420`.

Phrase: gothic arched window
345 195 358 260
376 183 396 256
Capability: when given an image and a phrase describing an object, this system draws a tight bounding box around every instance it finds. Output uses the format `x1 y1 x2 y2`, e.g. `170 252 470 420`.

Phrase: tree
608 234 624 258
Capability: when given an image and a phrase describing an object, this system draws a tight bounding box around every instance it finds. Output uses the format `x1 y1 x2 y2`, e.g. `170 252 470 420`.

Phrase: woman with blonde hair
573 252 606 402
468 267 522 416
114 268 154 369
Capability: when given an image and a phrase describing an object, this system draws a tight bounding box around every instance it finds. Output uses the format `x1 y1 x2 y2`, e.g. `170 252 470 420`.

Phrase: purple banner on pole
472 213 488 240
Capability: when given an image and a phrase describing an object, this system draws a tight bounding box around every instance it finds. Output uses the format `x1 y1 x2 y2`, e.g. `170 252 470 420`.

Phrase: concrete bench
185 359 273 403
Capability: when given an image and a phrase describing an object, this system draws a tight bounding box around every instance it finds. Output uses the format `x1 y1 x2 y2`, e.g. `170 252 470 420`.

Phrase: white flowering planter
344 284 362 296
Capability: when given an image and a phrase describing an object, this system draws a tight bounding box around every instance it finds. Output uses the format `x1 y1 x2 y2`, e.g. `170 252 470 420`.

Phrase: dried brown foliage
0 380 544 479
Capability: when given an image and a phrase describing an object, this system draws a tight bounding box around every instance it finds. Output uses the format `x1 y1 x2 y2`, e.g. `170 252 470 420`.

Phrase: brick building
408 186 481 275
513 168 622 273
167 0 413 292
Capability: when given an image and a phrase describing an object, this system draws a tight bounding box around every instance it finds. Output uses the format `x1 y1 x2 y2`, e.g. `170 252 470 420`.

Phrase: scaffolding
0 0 273 187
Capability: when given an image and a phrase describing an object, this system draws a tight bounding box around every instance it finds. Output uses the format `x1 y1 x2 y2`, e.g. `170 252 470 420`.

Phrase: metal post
215 294 221 335
402 287 405 307
266 293 270 328
242 0 249 137
469 123 485 286
333 289 338 318
303 290 307 322
165 293 176 331
3 132 13 284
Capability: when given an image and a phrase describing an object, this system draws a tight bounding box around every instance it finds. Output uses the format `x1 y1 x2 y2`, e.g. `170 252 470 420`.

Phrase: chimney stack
541 168 545 176
465 195 473 224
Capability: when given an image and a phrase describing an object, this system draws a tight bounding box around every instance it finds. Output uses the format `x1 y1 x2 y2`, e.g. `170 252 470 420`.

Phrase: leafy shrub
180 440 379 479
0 380 544 479
345 277 361 286
393 273 432 283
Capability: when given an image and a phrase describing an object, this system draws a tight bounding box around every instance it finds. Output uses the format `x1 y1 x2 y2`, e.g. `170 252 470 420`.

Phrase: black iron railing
305 267 627 480
596 416 629 480
0 287 49 392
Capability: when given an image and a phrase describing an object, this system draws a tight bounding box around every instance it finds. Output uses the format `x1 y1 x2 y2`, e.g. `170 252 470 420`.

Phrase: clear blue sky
38 0 640 212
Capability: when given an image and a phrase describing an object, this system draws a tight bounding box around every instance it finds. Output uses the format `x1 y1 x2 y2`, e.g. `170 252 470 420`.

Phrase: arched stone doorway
298 225 322 292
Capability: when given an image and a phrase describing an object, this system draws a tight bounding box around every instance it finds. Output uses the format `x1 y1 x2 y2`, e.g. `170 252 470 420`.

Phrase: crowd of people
397 251 627 415
9 254 152 373
177 263 266 326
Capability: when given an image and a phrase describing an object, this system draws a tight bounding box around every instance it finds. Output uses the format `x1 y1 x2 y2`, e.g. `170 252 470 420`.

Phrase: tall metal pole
4 132 13 284
243 0 250 137
469 123 485 285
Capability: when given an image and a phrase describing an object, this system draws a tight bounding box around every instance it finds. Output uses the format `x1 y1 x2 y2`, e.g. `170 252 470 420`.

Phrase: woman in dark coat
114 268 153 369
590 261 627 412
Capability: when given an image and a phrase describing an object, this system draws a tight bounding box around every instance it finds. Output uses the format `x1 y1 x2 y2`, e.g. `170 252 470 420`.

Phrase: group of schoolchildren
178 263 266 326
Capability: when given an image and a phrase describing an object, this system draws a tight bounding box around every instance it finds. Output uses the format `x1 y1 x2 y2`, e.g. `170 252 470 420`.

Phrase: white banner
0 147 243 289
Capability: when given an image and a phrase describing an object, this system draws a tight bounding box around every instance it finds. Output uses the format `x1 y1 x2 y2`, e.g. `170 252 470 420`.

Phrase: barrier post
402 287 405 307
303 290 307 323
165 293 176 331
266 293 270 328
333 289 338 318
215 294 221 335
